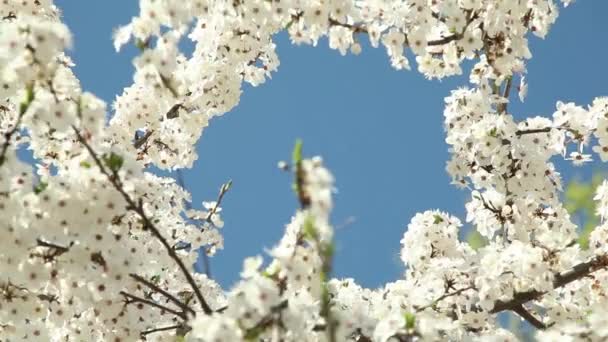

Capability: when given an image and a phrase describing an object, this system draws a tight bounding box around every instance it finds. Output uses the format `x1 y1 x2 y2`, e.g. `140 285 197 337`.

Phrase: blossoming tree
1 0 607 341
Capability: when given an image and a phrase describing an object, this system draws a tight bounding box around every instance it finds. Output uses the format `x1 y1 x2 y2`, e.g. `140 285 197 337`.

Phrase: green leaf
488 127 498 138
467 230 487 250
322 242 335 259
135 38 149 51
292 139 304 198
292 139 303 166
80 161 92 168
103 152 124 173
33 182 48 194
18 83 35 116
433 214 444 224
404 312 416 330
303 215 318 241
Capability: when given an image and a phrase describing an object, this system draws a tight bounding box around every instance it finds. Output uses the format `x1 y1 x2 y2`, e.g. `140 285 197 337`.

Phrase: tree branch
140 324 185 339
416 285 475 312
204 180 232 224
129 273 196 316
491 255 608 315
176 170 211 278
0 84 34 167
120 291 187 320
73 126 213 315
511 305 546 330
515 127 552 136
133 130 154 149
497 77 512 114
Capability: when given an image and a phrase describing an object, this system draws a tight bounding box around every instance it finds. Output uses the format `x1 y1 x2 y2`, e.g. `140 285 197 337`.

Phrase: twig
205 180 232 224
0 84 34 166
515 127 553 136
120 291 187 319
416 285 475 312
176 170 212 278
497 77 512 113
73 126 213 315
36 238 69 253
511 305 546 330
244 300 289 339
140 324 184 338
134 130 154 149
129 273 195 316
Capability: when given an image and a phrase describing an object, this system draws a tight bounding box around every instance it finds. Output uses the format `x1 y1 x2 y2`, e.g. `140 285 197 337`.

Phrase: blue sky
55 1 608 289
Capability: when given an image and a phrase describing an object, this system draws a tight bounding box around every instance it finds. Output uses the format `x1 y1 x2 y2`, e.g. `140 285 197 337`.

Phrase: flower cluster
0 0 607 341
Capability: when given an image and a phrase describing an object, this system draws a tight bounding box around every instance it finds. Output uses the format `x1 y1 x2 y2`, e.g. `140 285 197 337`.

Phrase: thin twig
176 170 212 278
120 291 187 319
129 273 196 316
0 84 34 166
515 127 553 136
73 126 213 315
416 285 475 312
140 324 183 338
36 238 69 253
205 180 232 224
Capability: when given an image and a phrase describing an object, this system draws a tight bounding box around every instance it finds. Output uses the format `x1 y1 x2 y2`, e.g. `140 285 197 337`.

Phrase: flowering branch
73 126 214 315
491 254 608 321
416 285 476 312
0 83 34 166
129 273 196 316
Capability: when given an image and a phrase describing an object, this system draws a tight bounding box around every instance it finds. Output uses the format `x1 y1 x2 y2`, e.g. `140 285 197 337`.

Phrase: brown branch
512 305 546 330
491 255 608 315
428 34 463 46
176 170 211 278
515 127 552 136
73 126 213 315
133 130 154 149
36 238 69 253
120 291 187 319
416 285 475 312
140 324 184 338
327 18 367 34
0 84 34 167
205 180 232 224
497 77 512 113
129 273 195 316
244 300 289 339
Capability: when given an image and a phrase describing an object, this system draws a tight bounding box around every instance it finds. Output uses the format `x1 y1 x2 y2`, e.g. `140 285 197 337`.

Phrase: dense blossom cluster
0 0 606 341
